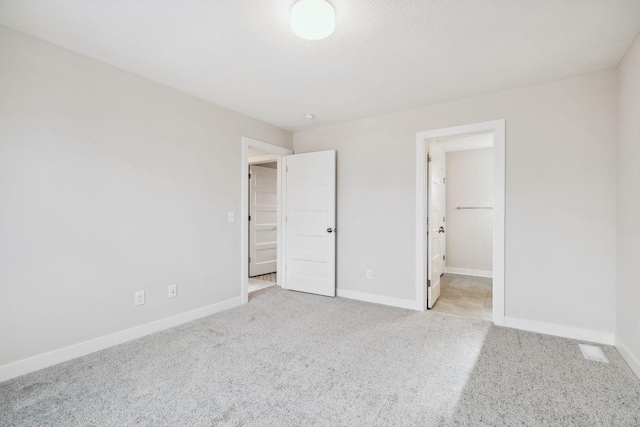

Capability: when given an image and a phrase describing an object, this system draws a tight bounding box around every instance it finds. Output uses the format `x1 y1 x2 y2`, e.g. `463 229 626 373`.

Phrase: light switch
228 212 235 223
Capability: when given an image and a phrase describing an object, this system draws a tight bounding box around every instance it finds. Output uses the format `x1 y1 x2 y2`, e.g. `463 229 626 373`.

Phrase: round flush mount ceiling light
291 0 335 40
304 113 315 120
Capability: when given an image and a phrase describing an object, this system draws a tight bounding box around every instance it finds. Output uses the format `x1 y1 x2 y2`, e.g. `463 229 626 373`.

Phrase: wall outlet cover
135 291 145 306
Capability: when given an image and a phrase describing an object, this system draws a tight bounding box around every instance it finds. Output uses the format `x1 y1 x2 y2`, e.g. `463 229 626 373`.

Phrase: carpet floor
1 287 639 426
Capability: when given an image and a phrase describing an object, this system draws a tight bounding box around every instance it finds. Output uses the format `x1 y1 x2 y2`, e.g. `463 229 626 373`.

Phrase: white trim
504 316 614 345
241 137 293 303
416 120 506 327
0 296 242 383
337 289 419 310
416 138 426 310
437 133 494 152
248 154 279 164
615 336 640 380
444 267 493 278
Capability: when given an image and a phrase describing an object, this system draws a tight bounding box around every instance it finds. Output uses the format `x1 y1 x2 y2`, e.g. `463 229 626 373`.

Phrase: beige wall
0 27 292 367
445 148 493 274
294 69 617 337
616 32 640 373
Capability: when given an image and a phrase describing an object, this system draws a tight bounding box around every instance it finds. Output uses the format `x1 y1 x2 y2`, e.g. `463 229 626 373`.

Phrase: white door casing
439 165 446 275
415 120 505 324
241 137 292 305
249 165 278 277
285 150 336 297
427 142 445 308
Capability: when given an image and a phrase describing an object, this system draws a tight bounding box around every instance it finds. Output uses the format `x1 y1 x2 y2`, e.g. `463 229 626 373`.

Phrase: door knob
327 228 333 233
439 226 445 233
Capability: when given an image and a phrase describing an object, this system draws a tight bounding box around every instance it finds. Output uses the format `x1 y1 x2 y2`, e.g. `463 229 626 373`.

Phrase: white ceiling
1 1 639 132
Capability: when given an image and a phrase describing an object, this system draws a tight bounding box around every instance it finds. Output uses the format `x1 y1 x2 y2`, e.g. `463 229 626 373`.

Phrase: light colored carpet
1 287 639 426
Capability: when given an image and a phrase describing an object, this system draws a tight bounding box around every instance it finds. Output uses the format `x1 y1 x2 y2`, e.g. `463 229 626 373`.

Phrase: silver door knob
327 228 333 233
439 226 445 233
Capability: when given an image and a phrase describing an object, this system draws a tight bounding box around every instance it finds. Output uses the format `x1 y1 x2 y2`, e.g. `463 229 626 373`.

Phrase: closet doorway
428 134 494 319
241 138 292 303
248 151 279 294
415 120 505 325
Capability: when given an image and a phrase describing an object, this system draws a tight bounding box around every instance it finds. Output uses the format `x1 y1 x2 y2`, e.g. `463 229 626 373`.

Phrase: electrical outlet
168 284 177 298
228 212 235 223
134 291 145 306
366 269 373 279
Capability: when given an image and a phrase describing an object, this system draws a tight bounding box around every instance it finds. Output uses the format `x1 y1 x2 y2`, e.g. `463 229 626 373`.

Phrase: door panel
285 151 336 297
427 143 445 308
439 166 446 276
249 165 278 276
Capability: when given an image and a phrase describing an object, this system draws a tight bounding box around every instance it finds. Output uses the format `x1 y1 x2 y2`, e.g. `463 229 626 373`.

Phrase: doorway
241 138 292 304
248 151 279 293
415 120 505 325
240 138 337 304
429 134 494 320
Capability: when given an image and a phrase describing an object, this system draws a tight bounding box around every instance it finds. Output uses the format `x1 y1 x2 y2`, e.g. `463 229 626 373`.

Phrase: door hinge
248 172 251 180
427 155 432 162
426 216 429 225
443 177 446 184
443 216 445 223
248 256 251 263
427 279 431 287
248 215 251 221
443 254 446 261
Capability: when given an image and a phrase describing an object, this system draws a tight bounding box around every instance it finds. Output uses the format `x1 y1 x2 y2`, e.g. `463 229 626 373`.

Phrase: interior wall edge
615 336 640 380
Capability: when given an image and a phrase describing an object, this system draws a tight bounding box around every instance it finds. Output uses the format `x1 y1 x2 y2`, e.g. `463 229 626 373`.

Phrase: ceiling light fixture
291 0 335 40
304 113 315 120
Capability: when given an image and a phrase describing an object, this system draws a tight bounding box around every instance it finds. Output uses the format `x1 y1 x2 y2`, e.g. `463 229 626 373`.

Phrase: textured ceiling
1 1 639 131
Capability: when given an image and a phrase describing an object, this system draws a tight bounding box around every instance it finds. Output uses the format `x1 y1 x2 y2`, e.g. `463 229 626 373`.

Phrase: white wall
294 69 617 339
616 32 640 376
445 148 493 274
0 27 292 369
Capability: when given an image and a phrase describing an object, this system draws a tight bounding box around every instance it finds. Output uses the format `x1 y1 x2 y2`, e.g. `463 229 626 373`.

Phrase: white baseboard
445 267 493 278
615 336 640 380
337 289 418 310
504 316 614 345
0 296 243 383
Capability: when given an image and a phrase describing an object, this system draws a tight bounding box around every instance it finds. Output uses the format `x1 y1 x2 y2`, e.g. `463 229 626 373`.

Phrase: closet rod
456 207 493 210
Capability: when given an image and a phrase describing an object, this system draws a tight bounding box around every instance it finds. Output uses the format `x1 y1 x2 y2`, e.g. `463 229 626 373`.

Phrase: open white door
439 165 446 278
285 150 336 297
249 164 278 277
427 142 445 308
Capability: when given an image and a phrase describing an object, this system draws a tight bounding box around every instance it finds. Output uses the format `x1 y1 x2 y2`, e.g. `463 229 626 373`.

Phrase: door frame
415 120 506 325
241 137 293 304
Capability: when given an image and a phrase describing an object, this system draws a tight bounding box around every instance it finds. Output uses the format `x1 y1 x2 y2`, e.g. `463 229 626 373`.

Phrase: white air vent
579 344 609 363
